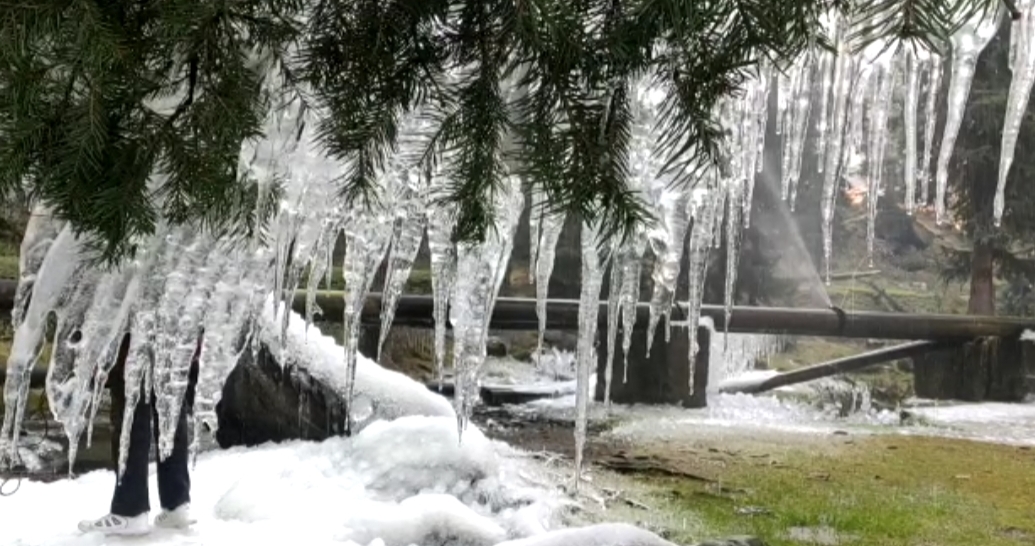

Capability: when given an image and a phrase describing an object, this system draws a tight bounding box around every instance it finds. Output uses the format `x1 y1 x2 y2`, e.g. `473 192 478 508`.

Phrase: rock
216 340 347 447
486 336 509 357
695 537 765 546
216 310 455 448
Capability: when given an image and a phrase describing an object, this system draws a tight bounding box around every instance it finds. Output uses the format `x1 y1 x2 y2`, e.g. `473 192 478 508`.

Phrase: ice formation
4 6 1035 495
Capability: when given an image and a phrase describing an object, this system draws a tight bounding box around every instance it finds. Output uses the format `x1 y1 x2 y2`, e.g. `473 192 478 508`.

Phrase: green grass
639 436 1035 546
0 255 17 279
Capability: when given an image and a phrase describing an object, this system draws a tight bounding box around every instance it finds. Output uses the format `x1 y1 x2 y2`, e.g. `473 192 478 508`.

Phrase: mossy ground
610 435 1035 546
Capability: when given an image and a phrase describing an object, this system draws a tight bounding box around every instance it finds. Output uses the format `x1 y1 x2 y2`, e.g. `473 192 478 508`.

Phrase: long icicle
996 0 1035 225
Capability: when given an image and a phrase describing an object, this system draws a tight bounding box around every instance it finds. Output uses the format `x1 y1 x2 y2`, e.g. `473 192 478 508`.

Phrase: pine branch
0 0 1008 262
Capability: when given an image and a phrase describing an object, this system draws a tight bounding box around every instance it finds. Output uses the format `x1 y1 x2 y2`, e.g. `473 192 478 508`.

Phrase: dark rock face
215 341 348 448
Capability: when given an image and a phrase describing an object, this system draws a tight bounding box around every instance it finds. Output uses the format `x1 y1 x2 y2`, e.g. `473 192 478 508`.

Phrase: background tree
942 21 1035 315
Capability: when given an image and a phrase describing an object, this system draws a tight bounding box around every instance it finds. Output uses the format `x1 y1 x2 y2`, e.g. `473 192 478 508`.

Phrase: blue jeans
109 359 198 518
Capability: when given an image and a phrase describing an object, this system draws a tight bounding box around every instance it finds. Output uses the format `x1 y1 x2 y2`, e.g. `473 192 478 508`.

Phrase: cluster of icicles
3 5 1035 485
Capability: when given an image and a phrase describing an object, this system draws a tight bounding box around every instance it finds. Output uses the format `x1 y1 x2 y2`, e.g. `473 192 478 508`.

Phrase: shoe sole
79 526 151 536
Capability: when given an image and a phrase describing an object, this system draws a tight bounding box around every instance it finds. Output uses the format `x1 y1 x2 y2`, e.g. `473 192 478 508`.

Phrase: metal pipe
718 340 957 394
1 279 1034 340
304 292 1035 341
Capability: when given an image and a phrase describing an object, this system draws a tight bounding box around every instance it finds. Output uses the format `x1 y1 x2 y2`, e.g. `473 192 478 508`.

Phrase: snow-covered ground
493 349 1035 448
5 416 566 546
0 309 684 546
518 366 1035 448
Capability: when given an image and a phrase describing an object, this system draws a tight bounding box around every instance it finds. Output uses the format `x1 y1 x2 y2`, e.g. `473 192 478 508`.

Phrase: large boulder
216 306 454 448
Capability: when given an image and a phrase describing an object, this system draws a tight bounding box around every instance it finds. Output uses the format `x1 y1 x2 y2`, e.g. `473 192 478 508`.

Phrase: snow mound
5 416 564 546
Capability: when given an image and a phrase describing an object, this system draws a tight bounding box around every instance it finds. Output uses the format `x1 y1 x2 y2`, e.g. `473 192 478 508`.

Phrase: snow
3 416 564 546
4 310 694 546
495 523 678 546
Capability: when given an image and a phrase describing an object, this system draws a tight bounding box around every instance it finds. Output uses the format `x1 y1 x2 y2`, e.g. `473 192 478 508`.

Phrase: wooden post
594 323 710 406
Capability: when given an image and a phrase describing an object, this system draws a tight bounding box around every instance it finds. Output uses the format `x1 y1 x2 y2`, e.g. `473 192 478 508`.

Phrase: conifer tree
942 20 1035 315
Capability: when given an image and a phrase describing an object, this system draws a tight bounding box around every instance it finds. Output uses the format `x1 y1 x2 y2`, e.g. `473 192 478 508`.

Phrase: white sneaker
154 504 196 529
78 513 151 536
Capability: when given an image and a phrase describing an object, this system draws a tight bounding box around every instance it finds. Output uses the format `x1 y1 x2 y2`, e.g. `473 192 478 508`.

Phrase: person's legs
153 349 200 528
109 376 153 517
78 367 152 535
153 380 192 511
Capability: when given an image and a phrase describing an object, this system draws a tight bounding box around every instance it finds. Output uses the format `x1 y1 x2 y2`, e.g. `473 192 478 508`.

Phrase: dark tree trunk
968 240 996 315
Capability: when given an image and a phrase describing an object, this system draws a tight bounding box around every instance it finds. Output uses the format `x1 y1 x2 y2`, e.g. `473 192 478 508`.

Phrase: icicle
193 248 269 453
686 186 722 389
722 179 743 341
11 206 64 329
573 220 610 487
533 209 566 361
378 170 427 360
450 176 524 437
903 49 921 213
604 226 647 401
426 175 457 386
119 227 188 477
0 208 65 465
529 187 544 282
844 62 870 168
776 70 793 136
815 50 835 172
81 247 159 454
865 48 900 266
644 184 690 354
304 227 335 326
153 233 222 460
781 57 814 208
340 206 393 431
742 72 769 227
919 55 943 206
820 22 853 283
935 7 1003 224
604 243 622 406
996 1 1035 226
617 233 647 385
0 227 87 467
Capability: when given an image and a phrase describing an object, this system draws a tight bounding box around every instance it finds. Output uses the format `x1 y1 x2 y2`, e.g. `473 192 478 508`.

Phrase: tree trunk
968 240 996 315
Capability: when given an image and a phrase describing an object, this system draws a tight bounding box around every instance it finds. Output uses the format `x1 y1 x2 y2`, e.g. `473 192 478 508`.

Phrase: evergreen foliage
0 0 1003 263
